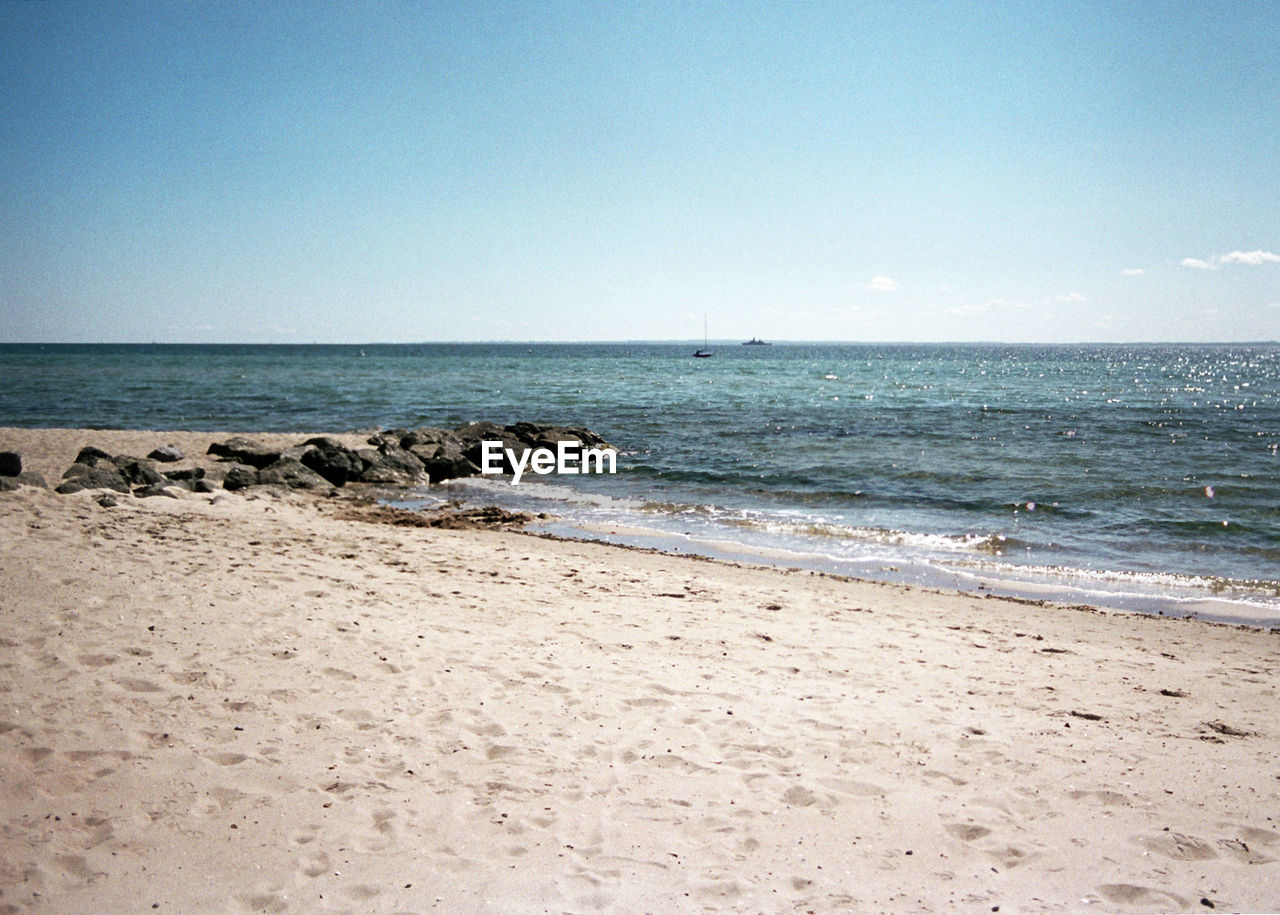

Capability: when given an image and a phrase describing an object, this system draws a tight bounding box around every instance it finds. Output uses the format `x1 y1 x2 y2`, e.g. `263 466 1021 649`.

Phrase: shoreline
2 429 1280 910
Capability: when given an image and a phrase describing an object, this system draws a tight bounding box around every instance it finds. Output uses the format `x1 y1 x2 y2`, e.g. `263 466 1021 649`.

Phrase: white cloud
1181 250 1279 270
1120 268 1144 276
867 275 898 292
1219 250 1280 266
1055 292 1087 303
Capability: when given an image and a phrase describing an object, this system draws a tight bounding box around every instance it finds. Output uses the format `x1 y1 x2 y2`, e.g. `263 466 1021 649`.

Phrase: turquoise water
4 342 1279 622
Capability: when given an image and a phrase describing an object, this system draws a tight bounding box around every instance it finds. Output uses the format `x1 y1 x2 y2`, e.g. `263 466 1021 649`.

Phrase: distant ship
742 337 772 346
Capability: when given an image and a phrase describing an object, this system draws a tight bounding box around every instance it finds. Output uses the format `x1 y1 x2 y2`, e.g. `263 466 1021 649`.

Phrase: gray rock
256 458 332 491
0 471 45 491
367 429 410 448
356 442 426 485
462 431 528 475
425 454 479 482
111 455 163 486
193 478 220 494
163 466 205 482
95 494 119 508
147 445 184 463
55 465 130 494
133 482 181 499
400 427 455 449
453 421 509 449
221 463 260 490
207 437 281 468
300 439 363 486
74 445 113 466
0 451 21 476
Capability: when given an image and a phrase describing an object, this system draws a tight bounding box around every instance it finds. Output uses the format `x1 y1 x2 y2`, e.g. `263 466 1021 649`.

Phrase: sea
3 342 1279 626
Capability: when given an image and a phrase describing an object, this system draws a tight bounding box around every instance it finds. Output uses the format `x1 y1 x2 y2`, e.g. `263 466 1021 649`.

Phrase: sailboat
692 314 713 358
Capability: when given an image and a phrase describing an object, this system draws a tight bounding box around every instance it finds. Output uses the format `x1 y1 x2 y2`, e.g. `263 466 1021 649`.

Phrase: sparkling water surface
4 342 1278 622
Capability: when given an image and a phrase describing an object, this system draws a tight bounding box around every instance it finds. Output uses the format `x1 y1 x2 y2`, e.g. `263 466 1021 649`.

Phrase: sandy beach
1 429 1279 913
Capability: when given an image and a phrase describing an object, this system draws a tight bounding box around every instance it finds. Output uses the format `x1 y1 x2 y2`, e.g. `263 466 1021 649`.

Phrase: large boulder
74 445 113 467
425 452 479 483
300 437 364 486
162 466 205 482
399 426 455 450
147 445 185 463
356 442 426 485
111 455 164 487
220 463 261 491
207 437 281 469
0 452 21 476
462 431 529 475
257 458 332 491
56 464 130 494
453 421 509 450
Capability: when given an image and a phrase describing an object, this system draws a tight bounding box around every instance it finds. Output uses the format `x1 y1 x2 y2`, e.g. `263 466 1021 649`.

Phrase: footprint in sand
1132 832 1219 861
76 653 117 668
1068 788 1129 806
1098 884 1187 909
20 747 55 765
117 677 164 693
297 849 331 878
53 854 106 886
209 751 249 766
234 893 288 913
1218 837 1276 865
944 822 993 842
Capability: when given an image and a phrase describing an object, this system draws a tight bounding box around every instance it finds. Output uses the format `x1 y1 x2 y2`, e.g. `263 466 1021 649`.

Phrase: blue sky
2 1 1277 343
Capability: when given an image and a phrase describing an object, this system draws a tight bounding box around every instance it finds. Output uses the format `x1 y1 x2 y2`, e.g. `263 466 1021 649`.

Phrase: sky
2 1 1278 343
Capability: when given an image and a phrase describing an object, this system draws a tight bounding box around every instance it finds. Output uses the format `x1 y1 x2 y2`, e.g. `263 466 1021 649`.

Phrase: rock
220 463 260 491
400 427 456 450
0 452 21 476
300 438 364 486
95 494 119 508
406 432 466 464
55 465 130 494
74 445 113 466
147 445 184 463
193 479 220 494
425 454 479 483
0 471 45 491
356 442 426 485
257 458 332 491
367 429 410 448
111 455 163 486
207 437 281 469
162 466 205 482
453 421 510 449
133 482 181 499
507 421 612 452
462 431 528 475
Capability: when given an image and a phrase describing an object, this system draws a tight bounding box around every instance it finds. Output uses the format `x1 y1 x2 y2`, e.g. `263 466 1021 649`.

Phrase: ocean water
3 342 1279 624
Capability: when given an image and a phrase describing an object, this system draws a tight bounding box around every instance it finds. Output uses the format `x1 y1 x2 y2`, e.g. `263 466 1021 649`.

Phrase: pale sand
1 429 1279 913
